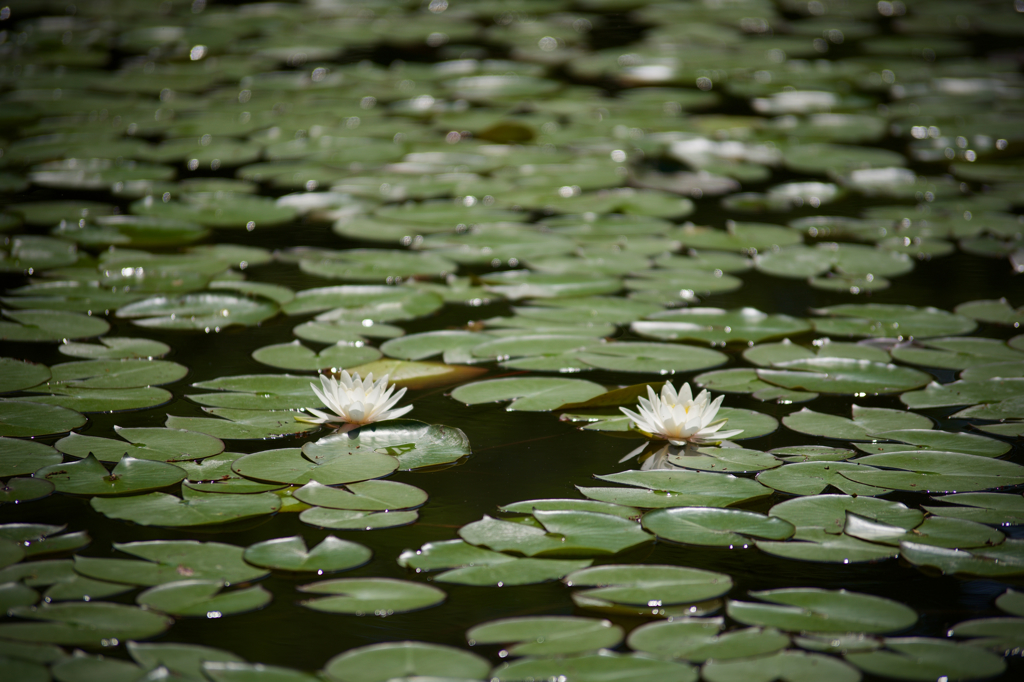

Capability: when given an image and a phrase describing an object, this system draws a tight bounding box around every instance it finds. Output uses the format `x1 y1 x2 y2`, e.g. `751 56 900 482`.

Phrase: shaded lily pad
923 492 1024 525
187 374 318 410
0 438 63 477
703 650 862 682
116 293 278 330
811 304 976 339
292 479 427 511
783 405 932 441
22 387 172 413
853 429 1010 458
845 513 1004 549
58 337 171 360
955 299 1024 326
0 601 172 647
841 451 1024 493
756 461 889 497
73 540 268 586
769 495 924 533
136 580 272 617
0 478 55 505
0 358 50 393
492 651 697 682
900 539 1024 578
299 578 446 616
564 564 733 607
845 637 1006 681
243 535 371 573
299 507 419 531
0 400 86 438
757 527 899 564
628 620 790 663
459 510 652 557
346 359 487 391
251 341 381 372
0 309 109 342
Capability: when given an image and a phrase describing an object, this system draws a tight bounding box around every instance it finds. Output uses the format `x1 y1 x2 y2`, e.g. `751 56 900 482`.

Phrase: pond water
1 1 1023 681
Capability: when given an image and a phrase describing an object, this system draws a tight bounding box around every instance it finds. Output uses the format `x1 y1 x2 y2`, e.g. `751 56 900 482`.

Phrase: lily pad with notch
165 409 319 440
844 637 1006 681
727 588 917 633
769 495 924 533
115 293 279 331
72 540 269 586
853 429 1010 458
564 564 733 608
756 461 889 497
187 374 319 410
491 651 697 682
58 337 170 360
632 308 812 345
299 507 419 531
662 446 782 474
459 510 652 558
900 539 1024 578
756 527 900 564
783 405 932 440
0 309 110 342
466 615 623 657
435 557 594 587
756 357 931 395
451 377 607 412
301 420 471 471
581 470 771 509
251 341 381 372
232 447 398 486
844 512 1004 549
695 368 818 404
243 535 371 573
902 378 1024 410
703 650 862 682
0 358 50 393
923 492 1024 525
811 303 976 339
35 454 186 496
292 479 427 511
323 640 490 682
0 438 63 477
22 386 173 413
840 451 1024 493
628 619 790 663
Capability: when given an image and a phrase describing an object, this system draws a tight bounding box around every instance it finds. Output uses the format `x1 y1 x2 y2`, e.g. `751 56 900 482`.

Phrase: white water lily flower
619 381 742 448
298 370 412 426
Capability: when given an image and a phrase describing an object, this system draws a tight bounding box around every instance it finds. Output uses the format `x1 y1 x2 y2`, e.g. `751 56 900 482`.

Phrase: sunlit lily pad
165 408 318 440
323 641 489 682
136 580 272 617
436 557 593 587
642 507 794 547
187 374 318 410
36 454 185 496
811 303 976 339
695 368 818 404
282 285 443 320
844 513 1004 549
299 577 446 616
756 461 889 497
347 359 487 391
757 527 899 564
467 616 623 657
232 447 398 486
839 451 1024 493
890 337 1024 370
56 427 223 463
923 493 1024 525
58 337 170 360
770 494 924 533
757 358 931 395
380 330 492 362
727 588 917 633
23 386 172 413
902 378 1024 410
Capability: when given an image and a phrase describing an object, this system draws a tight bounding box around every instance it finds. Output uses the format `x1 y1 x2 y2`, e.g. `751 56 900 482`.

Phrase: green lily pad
844 637 1006 681
727 588 917 633
36 454 185 496
0 478 55 505
900 539 1024 578
770 492 925 533
459 510 652 557
165 408 319 440
21 386 173 413
757 358 931 395
202 661 321 682
573 342 729 374
251 341 381 372
695 368 818 404
841 451 1024 492
903 378 1024 410
769 446 856 463
783 405 933 440
811 304 976 339
703 650 862 682
0 399 86 438
299 507 419 531
998 589 1024 617
853 429 1010 457
480 271 622 300
115 292 278 330
756 527 900 564
564 564 733 607
297 248 458 282
492 651 697 682
73 540 269 586
0 358 50 393
323 641 490 682
294 320 404 345
58 337 171 360
0 309 110 342
467 616 623 656
136 580 272 617
628 620 790 663
56 427 224 463
661 446 782 473
642 507 794 547
130 192 298 229
436 557 594 587
955 299 1024 326
380 330 492 362
292 479 427 511
632 308 812 345
0 581 40 611
890 337 1024 370
673 222 802 252
187 374 318 410
298 577 446 616
243 535 372 573
756 461 889 496
91 487 281 527
301 420 471 471
0 601 172 647
0 438 63 477
398 539 514 572
282 285 443 320
126 642 244 679
498 499 640 520
581 470 771 509
232 447 398 486
844 512 1004 549
923 493 1024 525
451 377 607 411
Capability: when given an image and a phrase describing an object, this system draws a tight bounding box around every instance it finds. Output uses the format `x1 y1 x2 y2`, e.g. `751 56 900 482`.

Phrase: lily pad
436 557 594 587
491 651 697 682
116 293 278 330
840 451 1024 493
467 616 623 657
0 358 50 393
302 420 471 470
323 641 490 682
811 304 976 339
853 429 1010 458
727 588 917 633
292 479 427 511
783 405 932 441
451 377 607 411
923 492 1024 525
165 409 318 440
757 358 931 395
0 438 63 477
0 309 109 342
756 527 900 564
632 308 812 345
299 578 446 616
564 564 733 607
232 447 398 486
0 478 55 505
642 507 795 547
581 470 771 509
136 580 272 617
459 510 652 557
187 374 318 410
23 387 172 413
91 487 281 527
770 494 924 532
55 427 224 463
243 535 371 573
900 539 1024 578
703 650 862 682
73 540 268 586
299 508 419 531
58 337 171 360
756 461 889 496
845 637 1006 681
35 454 185 496
844 513 1004 549
251 341 381 372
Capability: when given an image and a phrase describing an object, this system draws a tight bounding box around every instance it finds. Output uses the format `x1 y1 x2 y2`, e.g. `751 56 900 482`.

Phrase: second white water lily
299 370 413 426
619 381 742 446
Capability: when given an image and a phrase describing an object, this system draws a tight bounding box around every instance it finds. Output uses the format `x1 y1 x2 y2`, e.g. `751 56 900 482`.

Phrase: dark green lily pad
757 358 931 395
165 408 318 440
0 309 110 342
302 420 470 471
845 637 1006 681
854 429 1010 458
769 495 924 533
811 304 976 339
292 479 427 511
841 451 1024 493
58 337 170 360
436 557 594 587
0 438 63 477
232 447 398 486
757 527 899 564
923 493 1024 525
581 470 771 509
903 378 1024 410
0 358 50 393
756 461 889 496
0 400 86 437
126 641 244 679
564 564 733 607
299 577 446 616
632 308 811 345
628 620 790 663
703 650 862 682
187 374 318 410
0 478 55 505
451 377 607 411
783 405 932 440
324 641 490 682
900 539 1024 578
492 651 697 682
251 341 381 372
955 299 1024 326
299 507 419 531
136 580 272 617
73 540 268 586
243 535 372 573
